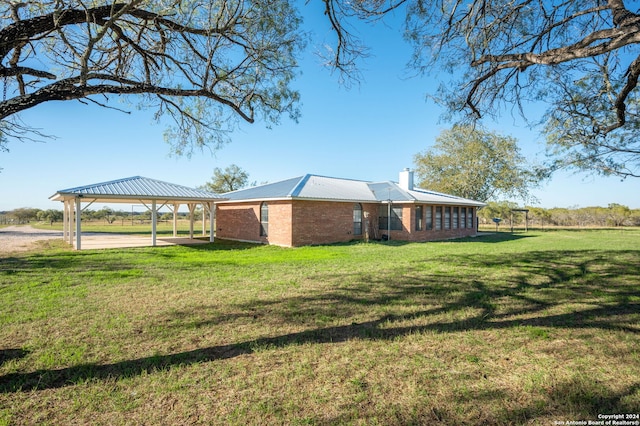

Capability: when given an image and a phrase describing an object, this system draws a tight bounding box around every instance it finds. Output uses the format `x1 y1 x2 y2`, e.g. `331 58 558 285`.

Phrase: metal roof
293 175 378 201
50 176 225 203
222 174 485 207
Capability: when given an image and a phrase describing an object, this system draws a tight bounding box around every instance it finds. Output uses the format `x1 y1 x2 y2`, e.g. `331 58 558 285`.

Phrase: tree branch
0 76 255 123
0 66 56 80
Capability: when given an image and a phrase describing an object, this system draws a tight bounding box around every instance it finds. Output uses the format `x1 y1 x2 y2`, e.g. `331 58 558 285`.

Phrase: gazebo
49 176 226 250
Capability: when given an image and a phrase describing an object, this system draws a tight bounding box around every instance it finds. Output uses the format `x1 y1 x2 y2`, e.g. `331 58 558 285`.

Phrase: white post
151 200 157 246
172 203 179 237
202 204 206 236
68 201 72 244
67 201 73 244
188 204 195 239
63 200 68 243
75 197 82 250
209 202 215 243
387 200 391 240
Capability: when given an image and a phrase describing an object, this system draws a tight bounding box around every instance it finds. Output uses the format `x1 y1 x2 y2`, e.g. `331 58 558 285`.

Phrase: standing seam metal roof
51 176 224 200
222 174 485 206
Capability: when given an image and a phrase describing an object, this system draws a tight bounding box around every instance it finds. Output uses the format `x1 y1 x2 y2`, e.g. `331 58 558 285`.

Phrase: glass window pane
260 203 268 237
379 204 403 231
353 203 362 235
445 207 451 230
415 206 423 231
453 207 459 229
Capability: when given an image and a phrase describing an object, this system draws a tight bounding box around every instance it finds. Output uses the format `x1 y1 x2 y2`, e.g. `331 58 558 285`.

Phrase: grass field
1 229 639 425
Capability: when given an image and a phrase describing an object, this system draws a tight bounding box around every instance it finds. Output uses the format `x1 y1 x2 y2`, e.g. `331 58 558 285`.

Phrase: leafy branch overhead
0 0 304 154
2 0 640 178
325 0 640 177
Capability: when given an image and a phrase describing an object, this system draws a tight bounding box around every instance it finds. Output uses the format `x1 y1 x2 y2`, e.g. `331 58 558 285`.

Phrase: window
453 207 459 229
415 206 423 231
435 206 442 231
467 208 474 229
445 207 451 230
379 204 403 231
461 208 466 229
426 206 433 230
353 203 363 235
260 202 268 237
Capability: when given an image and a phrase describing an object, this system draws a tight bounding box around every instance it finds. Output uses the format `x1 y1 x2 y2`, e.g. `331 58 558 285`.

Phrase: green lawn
1 230 639 425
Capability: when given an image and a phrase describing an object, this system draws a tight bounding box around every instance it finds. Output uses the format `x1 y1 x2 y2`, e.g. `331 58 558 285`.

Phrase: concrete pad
74 234 211 250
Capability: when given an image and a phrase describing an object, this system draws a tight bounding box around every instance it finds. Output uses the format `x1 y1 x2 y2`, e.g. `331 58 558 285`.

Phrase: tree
607 203 631 226
202 164 249 193
477 200 518 225
322 0 640 178
95 207 116 224
10 207 40 223
0 0 304 156
37 209 63 225
413 125 541 203
527 207 552 229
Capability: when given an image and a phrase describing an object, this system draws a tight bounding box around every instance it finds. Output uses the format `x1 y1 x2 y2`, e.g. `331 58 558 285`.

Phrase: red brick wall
290 200 368 246
217 201 479 246
215 202 260 243
216 201 292 246
267 202 293 246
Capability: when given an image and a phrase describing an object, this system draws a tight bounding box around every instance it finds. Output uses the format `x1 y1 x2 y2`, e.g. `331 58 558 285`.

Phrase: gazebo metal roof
50 176 224 203
49 176 225 250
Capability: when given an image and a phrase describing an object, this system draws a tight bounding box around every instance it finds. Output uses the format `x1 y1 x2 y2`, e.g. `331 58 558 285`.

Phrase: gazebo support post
151 200 157 246
63 200 68 243
209 202 215 243
188 203 196 239
172 203 180 237
67 200 74 244
202 204 206 236
75 197 82 250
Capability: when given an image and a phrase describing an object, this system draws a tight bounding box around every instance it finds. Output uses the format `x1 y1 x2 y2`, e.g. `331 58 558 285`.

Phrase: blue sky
1 5 639 211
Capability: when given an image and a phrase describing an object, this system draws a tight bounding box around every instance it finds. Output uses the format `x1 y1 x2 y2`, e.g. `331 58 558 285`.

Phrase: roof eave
216 196 483 206
50 193 227 203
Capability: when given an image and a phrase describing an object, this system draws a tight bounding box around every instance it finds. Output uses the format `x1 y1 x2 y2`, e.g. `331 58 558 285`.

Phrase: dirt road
0 225 63 253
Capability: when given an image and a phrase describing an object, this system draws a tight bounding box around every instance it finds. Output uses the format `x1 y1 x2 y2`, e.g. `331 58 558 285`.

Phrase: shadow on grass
1 245 638 407
1 299 637 393
0 349 28 366
447 232 534 243
0 238 260 274
320 378 640 424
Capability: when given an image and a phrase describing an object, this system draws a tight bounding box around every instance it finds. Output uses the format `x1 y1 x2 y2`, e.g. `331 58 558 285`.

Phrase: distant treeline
0 207 204 225
2 204 640 228
478 202 640 228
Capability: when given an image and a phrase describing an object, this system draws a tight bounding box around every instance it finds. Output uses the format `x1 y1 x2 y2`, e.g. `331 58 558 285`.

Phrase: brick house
215 169 486 247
